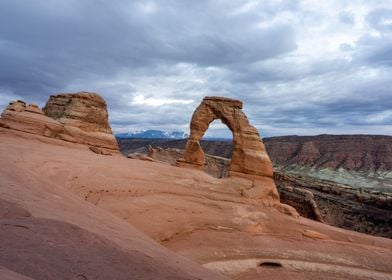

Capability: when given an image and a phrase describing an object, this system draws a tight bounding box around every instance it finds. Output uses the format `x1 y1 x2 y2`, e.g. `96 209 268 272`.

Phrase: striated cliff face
274 172 392 238
117 134 392 173
43 92 113 134
0 92 119 154
264 135 392 172
264 135 392 192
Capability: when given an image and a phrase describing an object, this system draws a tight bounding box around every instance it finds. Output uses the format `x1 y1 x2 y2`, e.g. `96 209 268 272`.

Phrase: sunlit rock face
0 92 119 154
179 96 280 204
181 96 273 177
43 92 113 134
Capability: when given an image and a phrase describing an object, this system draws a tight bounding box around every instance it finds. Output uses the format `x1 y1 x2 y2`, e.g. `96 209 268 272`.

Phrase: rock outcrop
178 96 280 204
0 92 119 154
180 97 272 177
264 135 392 171
274 172 392 238
43 92 112 134
118 140 392 238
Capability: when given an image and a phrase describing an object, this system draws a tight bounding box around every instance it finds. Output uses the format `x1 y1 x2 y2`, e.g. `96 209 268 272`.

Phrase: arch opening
180 96 273 179
199 119 233 179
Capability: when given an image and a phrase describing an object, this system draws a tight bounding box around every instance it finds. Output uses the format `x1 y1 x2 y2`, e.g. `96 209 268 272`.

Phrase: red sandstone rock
0 92 119 154
6 100 26 112
43 92 112 134
264 135 392 172
43 92 119 153
181 97 273 177
179 96 279 203
25 104 43 115
1 123 392 280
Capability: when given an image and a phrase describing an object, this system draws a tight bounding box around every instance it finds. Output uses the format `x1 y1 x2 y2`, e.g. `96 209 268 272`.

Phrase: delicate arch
181 96 273 178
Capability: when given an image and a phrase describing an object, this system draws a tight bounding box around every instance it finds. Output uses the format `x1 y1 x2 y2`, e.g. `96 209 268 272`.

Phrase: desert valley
0 92 391 280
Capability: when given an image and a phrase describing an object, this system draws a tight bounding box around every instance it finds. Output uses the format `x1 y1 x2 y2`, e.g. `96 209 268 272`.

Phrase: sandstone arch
180 96 273 179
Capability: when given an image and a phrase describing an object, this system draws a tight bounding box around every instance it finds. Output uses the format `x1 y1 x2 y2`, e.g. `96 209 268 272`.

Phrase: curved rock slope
1 128 391 280
0 130 227 280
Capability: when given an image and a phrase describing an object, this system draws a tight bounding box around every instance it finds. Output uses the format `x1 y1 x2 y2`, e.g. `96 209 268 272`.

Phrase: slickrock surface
179 96 279 205
1 128 391 280
130 145 392 239
0 129 227 280
0 92 119 154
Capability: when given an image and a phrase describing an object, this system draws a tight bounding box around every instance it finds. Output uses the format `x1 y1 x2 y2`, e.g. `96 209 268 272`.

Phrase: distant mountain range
116 129 230 141
116 130 189 139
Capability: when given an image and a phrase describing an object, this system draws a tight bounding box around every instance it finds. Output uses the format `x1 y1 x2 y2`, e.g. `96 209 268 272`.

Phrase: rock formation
118 140 392 238
274 171 392 238
178 96 280 204
264 135 392 172
43 92 112 134
43 92 119 153
0 92 119 154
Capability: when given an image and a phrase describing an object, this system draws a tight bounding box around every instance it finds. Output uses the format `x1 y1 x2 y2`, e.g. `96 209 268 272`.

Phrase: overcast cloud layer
0 0 391 137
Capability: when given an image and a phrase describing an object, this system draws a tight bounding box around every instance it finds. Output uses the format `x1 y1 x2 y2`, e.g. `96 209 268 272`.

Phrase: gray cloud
366 8 392 32
0 0 391 137
339 11 355 25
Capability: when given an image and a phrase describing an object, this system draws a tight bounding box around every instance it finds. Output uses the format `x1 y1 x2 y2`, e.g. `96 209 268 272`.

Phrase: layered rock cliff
0 92 119 154
43 92 113 134
117 135 392 192
264 135 392 172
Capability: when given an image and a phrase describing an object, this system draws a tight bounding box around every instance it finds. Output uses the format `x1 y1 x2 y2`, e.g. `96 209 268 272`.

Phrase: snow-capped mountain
116 130 189 139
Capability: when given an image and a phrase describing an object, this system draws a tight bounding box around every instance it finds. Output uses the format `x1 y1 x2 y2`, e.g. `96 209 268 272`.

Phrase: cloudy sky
0 0 391 137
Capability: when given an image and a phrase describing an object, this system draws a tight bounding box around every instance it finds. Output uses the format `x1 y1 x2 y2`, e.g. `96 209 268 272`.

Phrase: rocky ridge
265 135 392 192
117 135 392 193
264 135 392 171
0 92 119 154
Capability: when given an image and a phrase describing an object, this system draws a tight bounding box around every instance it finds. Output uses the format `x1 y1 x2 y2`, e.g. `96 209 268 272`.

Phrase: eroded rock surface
274 172 392 238
179 96 279 203
129 144 392 238
0 92 119 154
43 92 112 134
1 128 392 280
181 97 272 176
